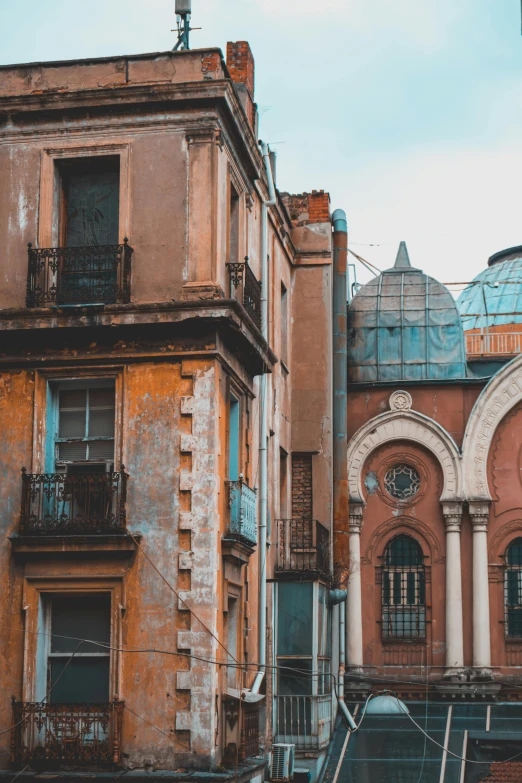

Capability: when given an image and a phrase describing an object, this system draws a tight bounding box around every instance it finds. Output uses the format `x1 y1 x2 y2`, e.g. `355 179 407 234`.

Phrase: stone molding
347 408 463 503
462 354 522 500
469 500 491 532
389 390 413 412
348 501 364 534
442 501 464 532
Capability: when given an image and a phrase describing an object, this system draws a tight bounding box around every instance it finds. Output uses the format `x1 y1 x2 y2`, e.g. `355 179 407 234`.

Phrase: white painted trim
462 353 522 500
347 409 463 502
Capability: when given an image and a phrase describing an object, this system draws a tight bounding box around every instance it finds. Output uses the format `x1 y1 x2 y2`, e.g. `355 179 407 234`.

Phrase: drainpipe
251 141 277 695
332 209 356 731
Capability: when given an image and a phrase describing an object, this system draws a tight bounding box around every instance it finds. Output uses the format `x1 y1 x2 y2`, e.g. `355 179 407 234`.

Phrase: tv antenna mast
172 0 200 51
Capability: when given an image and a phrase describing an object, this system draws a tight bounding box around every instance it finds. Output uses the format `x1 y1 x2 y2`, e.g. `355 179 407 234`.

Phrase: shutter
59 389 86 438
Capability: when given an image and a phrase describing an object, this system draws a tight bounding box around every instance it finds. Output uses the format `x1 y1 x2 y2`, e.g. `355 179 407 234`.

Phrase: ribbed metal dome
348 242 466 382
457 245 522 331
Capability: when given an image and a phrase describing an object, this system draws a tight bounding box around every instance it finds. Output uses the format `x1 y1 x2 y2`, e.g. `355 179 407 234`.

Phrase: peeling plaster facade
0 45 333 778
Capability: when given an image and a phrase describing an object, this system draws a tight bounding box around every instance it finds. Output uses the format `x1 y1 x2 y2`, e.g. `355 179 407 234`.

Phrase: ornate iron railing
226 478 257 546
11 699 124 766
275 694 331 750
227 257 262 329
26 241 132 307
240 702 260 759
275 519 330 578
20 468 128 535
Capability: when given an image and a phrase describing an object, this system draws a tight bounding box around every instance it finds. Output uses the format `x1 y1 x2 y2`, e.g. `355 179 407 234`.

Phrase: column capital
348 501 365 534
442 501 464 531
469 500 491 531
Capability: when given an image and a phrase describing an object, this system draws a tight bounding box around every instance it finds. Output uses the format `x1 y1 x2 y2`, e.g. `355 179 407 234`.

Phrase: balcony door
58 156 120 303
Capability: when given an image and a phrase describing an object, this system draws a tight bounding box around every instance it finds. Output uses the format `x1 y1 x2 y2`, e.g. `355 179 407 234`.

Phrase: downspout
331 209 356 731
251 141 277 695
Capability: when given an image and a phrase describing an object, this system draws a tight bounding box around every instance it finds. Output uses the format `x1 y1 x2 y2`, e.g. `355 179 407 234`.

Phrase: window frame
381 534 427 641
38 143 130 250
22 576 124 704
504 537 522 639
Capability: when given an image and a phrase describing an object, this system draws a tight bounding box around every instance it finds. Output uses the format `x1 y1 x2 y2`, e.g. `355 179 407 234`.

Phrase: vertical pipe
254 142 276 690
331 209 355 731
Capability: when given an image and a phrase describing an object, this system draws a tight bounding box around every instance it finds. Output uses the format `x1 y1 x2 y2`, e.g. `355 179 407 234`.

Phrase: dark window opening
382 535 426 639
505 537 522 637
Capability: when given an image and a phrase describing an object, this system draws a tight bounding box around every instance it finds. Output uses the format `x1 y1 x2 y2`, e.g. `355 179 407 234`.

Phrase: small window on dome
384 464 420 500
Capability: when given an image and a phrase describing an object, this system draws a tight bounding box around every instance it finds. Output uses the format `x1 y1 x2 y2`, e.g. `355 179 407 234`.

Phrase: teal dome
457 245 522 331
348 243 467 382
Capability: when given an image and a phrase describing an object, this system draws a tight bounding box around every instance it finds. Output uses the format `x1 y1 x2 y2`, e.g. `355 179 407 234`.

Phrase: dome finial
394 241 411 269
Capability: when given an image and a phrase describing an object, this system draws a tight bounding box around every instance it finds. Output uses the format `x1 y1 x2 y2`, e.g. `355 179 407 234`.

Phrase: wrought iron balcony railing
11 699 124 765
226 478 257 546
227 257 262 329
20 468 128 535
240 702 260 760
26 241 132 307
275 518 330 578
275 694 331 750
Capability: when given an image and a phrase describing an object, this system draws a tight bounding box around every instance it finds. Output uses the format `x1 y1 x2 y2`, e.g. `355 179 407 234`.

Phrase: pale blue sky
1 0 522 288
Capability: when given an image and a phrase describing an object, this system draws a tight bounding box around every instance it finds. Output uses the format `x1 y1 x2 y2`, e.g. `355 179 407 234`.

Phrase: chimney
307 190 331 224
226 41 256 131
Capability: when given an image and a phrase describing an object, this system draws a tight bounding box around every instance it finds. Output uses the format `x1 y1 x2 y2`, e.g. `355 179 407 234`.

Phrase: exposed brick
281 191 330 227
226 41 255 98
292 453 313 518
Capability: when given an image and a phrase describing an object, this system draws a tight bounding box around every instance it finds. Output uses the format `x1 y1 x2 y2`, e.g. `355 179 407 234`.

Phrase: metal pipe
258 141 276 677
331 208 356 732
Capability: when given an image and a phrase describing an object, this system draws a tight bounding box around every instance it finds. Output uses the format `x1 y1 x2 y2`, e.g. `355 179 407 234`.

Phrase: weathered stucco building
0 40 335 780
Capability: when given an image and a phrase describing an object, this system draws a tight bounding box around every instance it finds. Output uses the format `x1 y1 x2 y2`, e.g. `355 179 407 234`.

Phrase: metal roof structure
457 245 522 331
348 242 467 382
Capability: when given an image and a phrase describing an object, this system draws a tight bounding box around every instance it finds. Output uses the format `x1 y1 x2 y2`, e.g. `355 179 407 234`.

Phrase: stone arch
462 353 522 500
347 409 463 502
363 515 444 565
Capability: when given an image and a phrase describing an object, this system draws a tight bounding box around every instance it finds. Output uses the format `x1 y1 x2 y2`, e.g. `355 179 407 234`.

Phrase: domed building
457 245 522 374
348 241 467 382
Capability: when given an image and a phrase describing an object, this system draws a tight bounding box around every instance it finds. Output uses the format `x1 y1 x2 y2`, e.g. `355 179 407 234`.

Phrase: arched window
505 538 522 638
382 535 426 639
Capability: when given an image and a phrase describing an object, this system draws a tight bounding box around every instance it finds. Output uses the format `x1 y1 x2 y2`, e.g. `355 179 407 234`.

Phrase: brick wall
226 41 255 97
291 453 313 518
280 191 330 227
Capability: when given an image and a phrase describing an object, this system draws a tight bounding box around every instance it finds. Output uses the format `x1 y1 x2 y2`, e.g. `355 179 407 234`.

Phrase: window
505 538 522 637
382 535 426 639
279 449 288 519
280 282 288 367
226 594 241 690
229 184 240 265
228 393 240 482
44 594 111 703
384 464 420 501
53 383 116 472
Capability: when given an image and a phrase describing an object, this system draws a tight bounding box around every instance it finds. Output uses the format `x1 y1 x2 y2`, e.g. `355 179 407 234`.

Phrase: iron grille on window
384 464 420 500
505 538 522 637
26 241 132 307
382 535 426 639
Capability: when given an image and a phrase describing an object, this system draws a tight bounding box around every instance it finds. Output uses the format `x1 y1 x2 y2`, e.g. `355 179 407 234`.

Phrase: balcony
466 331 522 358
26 241 132 307
11 699 124 766
275 519 330 580
275 694 331 750
240 702 260 760
226 478 257 546
227 257 262 330
20 468 128 536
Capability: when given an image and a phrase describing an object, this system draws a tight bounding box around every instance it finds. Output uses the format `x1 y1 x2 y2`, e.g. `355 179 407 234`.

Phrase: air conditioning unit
270 743 295 782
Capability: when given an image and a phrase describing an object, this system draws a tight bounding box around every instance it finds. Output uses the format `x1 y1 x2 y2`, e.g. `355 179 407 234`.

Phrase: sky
1 0 522 291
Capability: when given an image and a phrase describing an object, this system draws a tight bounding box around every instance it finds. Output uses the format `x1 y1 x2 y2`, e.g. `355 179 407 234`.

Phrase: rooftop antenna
172 0 200 51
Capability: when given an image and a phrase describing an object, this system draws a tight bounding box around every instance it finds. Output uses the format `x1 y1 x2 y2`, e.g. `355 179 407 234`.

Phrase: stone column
442 502 464 675
469 501 492 675
347 502 364 671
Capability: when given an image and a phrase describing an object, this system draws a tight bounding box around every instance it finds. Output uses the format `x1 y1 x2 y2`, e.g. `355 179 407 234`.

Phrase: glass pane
277 659 313 695
89 388 115 408
50 658 110 703
385 535 423 566
51 594 111 653
277 583 313 655
58 442 88 461
88 440 114 460
384 464 421 500
66 168 119 247
507 538 522 565
59 410 86 439
60 389 87 410
89 409 115 438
